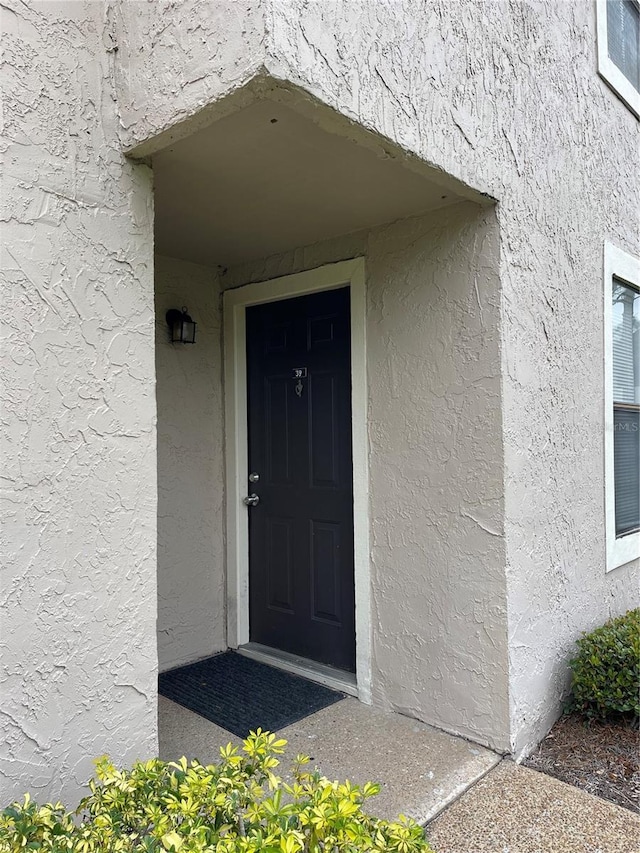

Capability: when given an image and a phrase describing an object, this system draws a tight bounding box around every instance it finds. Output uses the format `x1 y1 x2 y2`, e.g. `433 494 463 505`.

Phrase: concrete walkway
159 694 500 823
160 696 639 851
426 760 640 853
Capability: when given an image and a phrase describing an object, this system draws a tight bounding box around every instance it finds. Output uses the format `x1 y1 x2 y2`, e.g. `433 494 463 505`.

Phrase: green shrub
567 608 640 722
0 729 433 852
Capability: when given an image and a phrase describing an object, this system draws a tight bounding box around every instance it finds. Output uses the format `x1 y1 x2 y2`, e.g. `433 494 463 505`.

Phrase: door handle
243 493 260 507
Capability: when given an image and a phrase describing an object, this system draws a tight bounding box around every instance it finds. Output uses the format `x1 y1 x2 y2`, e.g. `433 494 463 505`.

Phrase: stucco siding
366 206 508 750
503 229 640 756
1 1 157 804
113 0 266 155
3 0 639 806
225 201 509 751
155 256 226 672
262 0 640 754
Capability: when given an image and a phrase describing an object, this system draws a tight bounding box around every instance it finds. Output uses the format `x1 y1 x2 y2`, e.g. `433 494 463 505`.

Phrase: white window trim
223 258 372 703
604 242 640 571
596 0 640 119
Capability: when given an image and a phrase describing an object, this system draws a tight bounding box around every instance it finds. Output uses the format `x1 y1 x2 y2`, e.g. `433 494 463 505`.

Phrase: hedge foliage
567 608 640 722
0 729 433 852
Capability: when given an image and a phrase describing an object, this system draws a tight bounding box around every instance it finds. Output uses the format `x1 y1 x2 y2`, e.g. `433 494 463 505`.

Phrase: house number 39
293 367 307 397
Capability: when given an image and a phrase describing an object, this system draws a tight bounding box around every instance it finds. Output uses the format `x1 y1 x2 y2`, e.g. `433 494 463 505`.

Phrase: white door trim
223 258 371 703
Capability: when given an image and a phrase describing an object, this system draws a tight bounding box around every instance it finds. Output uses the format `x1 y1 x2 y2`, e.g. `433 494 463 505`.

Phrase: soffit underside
152 95 483 267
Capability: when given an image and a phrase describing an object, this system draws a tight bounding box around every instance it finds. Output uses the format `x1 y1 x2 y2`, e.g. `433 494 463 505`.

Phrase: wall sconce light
166 306 197 344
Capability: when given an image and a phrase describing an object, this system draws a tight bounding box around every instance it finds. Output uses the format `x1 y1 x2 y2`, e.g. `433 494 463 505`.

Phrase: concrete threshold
158 694 501 824
237 642 358 697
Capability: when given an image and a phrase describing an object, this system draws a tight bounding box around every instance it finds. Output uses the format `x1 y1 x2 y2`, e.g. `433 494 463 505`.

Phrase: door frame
223 258 371 703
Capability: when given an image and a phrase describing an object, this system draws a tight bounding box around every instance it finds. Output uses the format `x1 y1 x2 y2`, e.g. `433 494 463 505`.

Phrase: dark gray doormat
158 651 345 738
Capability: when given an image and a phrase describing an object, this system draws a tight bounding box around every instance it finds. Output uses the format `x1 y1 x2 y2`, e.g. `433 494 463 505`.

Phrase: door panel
265 376 292 484
310 520 342 625
246 287 355 672
266 517 294 612
310 372 339 487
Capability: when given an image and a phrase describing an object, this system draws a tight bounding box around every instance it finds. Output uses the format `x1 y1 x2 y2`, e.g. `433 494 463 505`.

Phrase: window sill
606 529 640 572
598 67 640 120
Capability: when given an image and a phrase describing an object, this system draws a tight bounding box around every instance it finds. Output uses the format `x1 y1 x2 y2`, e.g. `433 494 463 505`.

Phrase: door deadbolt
249 472 260 482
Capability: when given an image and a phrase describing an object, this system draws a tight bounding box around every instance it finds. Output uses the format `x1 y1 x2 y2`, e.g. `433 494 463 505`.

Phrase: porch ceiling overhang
149 81 490 267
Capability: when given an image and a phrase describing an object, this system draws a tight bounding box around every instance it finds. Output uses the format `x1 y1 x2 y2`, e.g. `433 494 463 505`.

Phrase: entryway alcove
140 74 507 785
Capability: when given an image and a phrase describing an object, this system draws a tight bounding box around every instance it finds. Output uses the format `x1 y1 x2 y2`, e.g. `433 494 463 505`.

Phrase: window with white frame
596 0 640 118
604 243 640 571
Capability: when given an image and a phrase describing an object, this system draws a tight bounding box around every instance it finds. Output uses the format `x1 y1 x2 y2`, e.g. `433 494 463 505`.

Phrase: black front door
246 287 355 673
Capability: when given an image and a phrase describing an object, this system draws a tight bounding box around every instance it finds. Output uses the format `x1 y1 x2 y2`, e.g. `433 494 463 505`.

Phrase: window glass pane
614 407 640 536
612 276 640 539
607 0 640 91
612 278 640 405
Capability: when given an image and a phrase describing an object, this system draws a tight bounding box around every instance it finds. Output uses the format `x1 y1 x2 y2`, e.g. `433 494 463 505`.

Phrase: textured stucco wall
113 0 266 154
1 1 157 804
155 256 226 672
5 0 640 807
262 0 640 756
224 201 509 750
